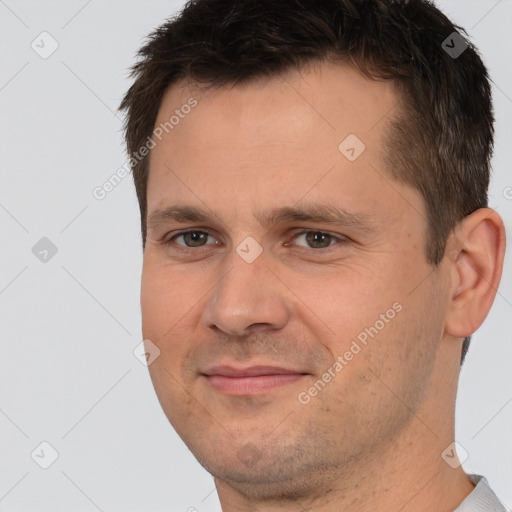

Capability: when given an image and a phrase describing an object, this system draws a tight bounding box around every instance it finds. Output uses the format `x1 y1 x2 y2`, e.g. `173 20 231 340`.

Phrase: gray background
0 1 510 510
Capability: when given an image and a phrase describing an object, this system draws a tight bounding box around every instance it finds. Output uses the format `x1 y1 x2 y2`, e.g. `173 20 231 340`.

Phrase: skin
140 60 506 511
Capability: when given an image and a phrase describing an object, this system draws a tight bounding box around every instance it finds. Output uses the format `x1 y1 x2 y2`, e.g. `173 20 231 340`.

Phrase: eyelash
163 228 347 252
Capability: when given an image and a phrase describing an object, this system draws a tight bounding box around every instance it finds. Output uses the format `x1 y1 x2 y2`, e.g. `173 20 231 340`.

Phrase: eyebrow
146 203 378 234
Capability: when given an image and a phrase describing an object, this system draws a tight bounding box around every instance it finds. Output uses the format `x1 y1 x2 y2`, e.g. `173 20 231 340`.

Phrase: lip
203 365 308 395
204 365 305 377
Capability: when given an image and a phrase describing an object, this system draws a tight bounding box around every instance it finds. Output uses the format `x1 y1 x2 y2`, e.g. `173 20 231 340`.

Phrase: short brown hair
119 0 495 364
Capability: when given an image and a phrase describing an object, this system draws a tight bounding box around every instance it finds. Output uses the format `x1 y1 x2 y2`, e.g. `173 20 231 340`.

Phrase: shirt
454 474 509 511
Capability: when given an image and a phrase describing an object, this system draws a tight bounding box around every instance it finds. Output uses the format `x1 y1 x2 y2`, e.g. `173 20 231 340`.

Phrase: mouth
202 365 309 395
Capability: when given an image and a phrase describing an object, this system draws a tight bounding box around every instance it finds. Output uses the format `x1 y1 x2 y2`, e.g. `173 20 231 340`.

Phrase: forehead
152 61 398 153
146 61 418 229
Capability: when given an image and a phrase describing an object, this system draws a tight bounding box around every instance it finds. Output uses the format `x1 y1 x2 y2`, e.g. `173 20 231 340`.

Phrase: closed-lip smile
202 365 309 395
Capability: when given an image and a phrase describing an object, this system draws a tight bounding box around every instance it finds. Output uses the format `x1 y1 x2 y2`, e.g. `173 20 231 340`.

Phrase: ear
444 208 506 338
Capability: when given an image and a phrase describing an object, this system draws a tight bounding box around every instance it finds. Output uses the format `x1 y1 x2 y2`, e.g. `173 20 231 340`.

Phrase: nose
201 247 290 337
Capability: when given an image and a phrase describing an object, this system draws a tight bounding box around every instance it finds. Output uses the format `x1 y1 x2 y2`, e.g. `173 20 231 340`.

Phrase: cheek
288 265 403 344
140 260 204 376
140 265 194 415
140 270 168 339
141 260 190 336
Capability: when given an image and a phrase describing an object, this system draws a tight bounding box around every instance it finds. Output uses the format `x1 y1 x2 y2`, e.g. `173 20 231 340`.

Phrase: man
120 0 508 510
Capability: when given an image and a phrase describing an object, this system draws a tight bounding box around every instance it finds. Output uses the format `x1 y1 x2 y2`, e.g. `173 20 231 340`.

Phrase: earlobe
444 208 506 338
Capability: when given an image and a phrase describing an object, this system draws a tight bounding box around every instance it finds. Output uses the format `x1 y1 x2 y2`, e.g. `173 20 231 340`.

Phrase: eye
166 230 219 248
290 230 346 250
163 228 346 252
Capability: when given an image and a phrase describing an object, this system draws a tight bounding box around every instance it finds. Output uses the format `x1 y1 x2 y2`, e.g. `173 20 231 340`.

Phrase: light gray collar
453 474 509 512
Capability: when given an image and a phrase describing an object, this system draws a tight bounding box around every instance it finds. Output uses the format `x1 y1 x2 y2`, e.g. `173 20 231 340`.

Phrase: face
141 62 450 498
